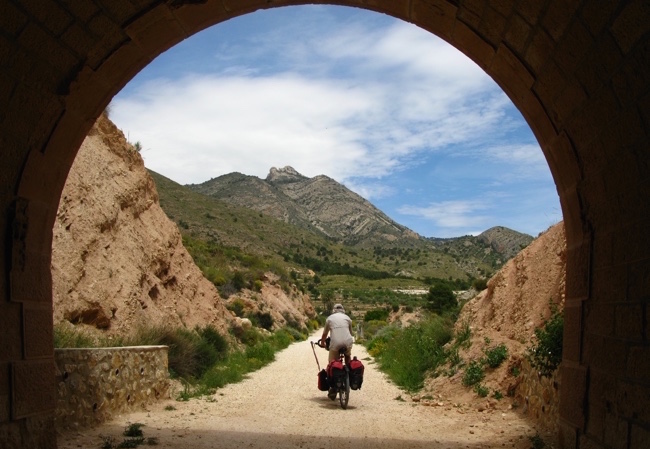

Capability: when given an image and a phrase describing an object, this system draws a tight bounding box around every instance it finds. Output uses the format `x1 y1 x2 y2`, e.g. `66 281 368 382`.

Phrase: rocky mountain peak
266 166 307 184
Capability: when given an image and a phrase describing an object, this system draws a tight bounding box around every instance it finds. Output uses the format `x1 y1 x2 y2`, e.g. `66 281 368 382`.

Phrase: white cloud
398 200 492 231
108 6 559 237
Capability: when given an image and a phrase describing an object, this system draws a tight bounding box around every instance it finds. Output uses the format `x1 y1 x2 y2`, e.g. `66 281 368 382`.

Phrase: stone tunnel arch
0 1 648 448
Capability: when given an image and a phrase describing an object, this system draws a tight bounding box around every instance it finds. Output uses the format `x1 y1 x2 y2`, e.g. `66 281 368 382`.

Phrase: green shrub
474 383 489 397
232 271 246 291
527 307 563 377
364 308 389 322
462 360 485 386
227 300 245 317
484 343 508 368
253 279 264 292
454 321 472 349
123 423 144 438
426 284 457 314
251 311 274 331
472 278 488 291
368 316 452 391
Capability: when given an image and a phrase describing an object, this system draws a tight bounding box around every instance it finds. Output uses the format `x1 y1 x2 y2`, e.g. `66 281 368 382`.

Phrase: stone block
17 22 78 76
490 44 534 104
63 0 100 22
0 302 22 362
0 2 28 36
23 304 54 359
23 414 57 449
631 423 650 449
583 302 616 337
525 28 554 74
516 89 557 153
580 0 619 36
542 0 580 42
554 81 587 126
615 304 644 341
411 0 458 42
94 39 149 98
562 301 583 363
558 419 578 449
626 346 650 382
613 223 650 266
559 362 587 429
604 412 629 449
611 0 650 53
10 253 52 303
579 434 608 449
0 363 9 422
352 0 410 21
626 254 650 302
554 19 591 76
616 379 650 423
20 0 72 35
452 20 496 71
0 421 22 449
100 1 137 25
565 240 590 300
584 335 627 377
125 3 185 56
515 2 544 26
585 400 606 442
546 132 582 191
504 13 531 55
533 60 566 127
479 6 508 47
61 23 96 58
171 0 229 33
457 0 484 29
12 360 56 419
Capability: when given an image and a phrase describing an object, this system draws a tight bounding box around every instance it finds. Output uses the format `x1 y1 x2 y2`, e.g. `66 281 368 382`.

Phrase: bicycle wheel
339 370 350 409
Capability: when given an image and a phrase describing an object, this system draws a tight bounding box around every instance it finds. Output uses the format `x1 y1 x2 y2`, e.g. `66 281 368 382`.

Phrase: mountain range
188 166 417 246
159 166 534 283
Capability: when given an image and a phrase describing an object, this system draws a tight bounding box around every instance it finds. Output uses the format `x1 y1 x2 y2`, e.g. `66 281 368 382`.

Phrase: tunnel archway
1 2 648 448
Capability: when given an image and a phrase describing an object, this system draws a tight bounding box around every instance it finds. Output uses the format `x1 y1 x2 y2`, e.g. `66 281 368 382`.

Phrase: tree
426 284 456 313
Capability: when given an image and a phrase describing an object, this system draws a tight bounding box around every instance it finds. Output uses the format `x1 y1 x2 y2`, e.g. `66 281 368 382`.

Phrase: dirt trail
58 330 540 449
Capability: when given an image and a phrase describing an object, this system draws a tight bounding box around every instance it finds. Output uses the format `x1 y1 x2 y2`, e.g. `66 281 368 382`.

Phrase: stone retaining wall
54 346 170 429
514 358 561 435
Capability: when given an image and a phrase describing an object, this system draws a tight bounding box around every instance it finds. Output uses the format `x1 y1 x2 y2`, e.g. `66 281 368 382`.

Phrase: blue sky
110 5 561 238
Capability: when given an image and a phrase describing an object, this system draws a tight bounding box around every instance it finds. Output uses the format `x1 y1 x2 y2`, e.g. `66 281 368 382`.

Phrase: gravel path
58 330 539 449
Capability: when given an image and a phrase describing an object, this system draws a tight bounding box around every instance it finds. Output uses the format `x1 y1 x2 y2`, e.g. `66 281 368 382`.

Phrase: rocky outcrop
425 222 566 435
52 114 235 337
189 165 416 245
477 226 534 261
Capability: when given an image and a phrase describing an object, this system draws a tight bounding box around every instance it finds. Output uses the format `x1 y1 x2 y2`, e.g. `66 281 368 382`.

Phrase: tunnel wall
0 1 649 448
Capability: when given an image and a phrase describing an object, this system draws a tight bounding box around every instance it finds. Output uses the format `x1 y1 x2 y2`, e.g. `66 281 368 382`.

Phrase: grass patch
53 323 96 348
483 343 508 368
462 360 485 386
186 328 297 399
366 315 452 391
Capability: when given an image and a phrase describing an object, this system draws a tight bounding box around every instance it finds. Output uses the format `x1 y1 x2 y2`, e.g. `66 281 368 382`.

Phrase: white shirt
325 312 354 350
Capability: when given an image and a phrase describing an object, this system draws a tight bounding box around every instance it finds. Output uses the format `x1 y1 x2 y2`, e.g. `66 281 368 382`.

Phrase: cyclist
320 303 354 399
320 303 354 364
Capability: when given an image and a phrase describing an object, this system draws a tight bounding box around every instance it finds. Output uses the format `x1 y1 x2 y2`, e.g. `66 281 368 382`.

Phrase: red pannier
317 369 329 391
349 356 364 390
327 359 345 380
